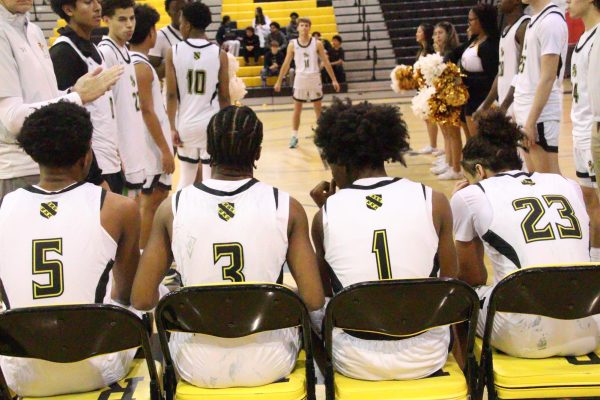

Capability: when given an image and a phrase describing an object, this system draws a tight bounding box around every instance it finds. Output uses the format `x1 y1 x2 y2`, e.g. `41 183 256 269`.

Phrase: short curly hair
130 4 160 45
49 0 76 22
181 1 211 31
314 98 409 170
18 102 92 168
101 0 135 18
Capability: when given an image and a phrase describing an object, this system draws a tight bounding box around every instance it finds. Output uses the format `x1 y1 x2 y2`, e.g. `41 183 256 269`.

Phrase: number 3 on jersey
513 195 582 243
32 238 64 299
213 242 245 282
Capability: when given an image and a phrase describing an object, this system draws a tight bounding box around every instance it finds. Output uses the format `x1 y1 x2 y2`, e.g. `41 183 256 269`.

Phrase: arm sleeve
49 43 88 91
451 191 478 242
479 39 499 80
539 15 568 56
340 48 345 61
216 27 224 44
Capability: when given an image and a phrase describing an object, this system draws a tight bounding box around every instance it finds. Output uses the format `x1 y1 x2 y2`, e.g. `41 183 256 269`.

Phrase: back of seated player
0 102 140 396
131 106 324 388
310 99 458 381
451 109 599 358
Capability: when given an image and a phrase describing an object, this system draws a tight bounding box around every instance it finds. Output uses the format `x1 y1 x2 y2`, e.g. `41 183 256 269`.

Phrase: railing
371 46 378 81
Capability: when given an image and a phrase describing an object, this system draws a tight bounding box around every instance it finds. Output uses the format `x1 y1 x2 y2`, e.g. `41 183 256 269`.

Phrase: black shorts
102 171 125 194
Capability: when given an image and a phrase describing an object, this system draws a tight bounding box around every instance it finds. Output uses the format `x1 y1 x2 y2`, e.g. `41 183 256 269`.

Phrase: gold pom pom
394 65 420 91
433 62 469 107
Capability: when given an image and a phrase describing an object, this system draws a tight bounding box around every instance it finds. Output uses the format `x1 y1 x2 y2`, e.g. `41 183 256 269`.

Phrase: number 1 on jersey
372 230 392 280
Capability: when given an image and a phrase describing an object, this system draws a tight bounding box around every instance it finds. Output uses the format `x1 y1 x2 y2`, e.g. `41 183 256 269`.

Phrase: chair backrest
0 304 159 399
489 265 600 320
155 283 315 400
325 278 479 337
323 278 479 400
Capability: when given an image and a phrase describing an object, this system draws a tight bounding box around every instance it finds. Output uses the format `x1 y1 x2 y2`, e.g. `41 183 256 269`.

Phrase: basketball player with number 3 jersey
274 18 340 149
166 1 230 190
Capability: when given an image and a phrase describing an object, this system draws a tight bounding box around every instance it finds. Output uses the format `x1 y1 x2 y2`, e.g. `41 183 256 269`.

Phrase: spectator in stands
266 21 287 48
0 0 121 203
415 23 439 156
253 6 271 47
241 26 261 65
432 21 463 180
312 31 332 52
287 11 299 39
461 4 499 135
217 15 240 56
323 34 345 84
261 41 285 88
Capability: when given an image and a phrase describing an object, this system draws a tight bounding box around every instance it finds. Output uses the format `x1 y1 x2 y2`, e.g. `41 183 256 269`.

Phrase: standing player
476 0 530 117
166 1 230 189
310 99 458 380
567 0 600 262
131 106 324 388
451 109 599 358
148 0 188 78
129 4 175 249
509 0 568 173
99 0 147 196
274 18 340 149
49 0 123 193
0 102 140 396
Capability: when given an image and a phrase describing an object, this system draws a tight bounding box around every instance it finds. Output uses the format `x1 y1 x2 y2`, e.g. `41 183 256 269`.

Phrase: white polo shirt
0 4 81 180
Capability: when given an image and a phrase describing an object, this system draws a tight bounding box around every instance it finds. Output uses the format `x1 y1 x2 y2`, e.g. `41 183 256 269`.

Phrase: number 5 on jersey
32 238 64 299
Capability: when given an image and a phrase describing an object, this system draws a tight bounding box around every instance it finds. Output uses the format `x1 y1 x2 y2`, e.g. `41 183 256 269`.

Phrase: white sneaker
416 145 436 154
432 156 446 165
432 148 445 157
438 169 464 180
430 163 449 175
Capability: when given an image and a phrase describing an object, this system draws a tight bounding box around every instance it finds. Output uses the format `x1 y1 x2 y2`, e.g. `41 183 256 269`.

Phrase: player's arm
523 54 560 142
316 40 340 92
476 76 499 115
135 62 175 174
274 42 294 92
311 209 333 296
131 197 174 310
499 21 529 114
101 192 141 305
218 49 231 108
150 56 166 80
286 197 325 311
148 33 166 79
432 190 458 278
165 47 181 146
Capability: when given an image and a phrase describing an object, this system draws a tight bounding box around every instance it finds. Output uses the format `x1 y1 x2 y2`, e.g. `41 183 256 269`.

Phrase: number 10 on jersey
187 69 206 95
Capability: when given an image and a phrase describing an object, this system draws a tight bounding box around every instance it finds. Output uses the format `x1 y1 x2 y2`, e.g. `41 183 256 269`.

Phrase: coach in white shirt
0 0 122 202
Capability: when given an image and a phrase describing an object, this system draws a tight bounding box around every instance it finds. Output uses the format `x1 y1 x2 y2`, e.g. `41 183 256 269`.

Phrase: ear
475 164 487 180
63 2 76 19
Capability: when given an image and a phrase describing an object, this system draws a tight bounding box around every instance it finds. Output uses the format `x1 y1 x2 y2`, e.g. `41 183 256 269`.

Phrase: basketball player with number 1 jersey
98 0 147 196
274 18 340 149
166 1 230 190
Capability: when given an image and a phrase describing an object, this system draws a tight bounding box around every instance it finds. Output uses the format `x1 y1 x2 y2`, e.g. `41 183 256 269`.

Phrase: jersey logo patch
40 202 58 219
521 178 536 186
194 52 201 60
366 194 383 210
218 202 235 221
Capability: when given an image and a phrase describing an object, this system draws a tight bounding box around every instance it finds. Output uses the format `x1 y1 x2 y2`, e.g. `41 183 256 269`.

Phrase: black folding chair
155 283 316 400
0 304 160 400
324 278 479 400
477 265 600 400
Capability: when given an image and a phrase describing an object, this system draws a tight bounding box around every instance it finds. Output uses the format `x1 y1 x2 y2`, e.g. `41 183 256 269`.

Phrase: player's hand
74 65 124 104
161 150 175 174
523 122 537 149
274 81 282 92
332 80 341 92
172 129 182 147
452 179 470 196
310 180 336 208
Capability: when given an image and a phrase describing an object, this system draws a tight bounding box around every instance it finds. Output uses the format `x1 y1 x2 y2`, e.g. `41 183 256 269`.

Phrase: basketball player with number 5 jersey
165 2 230 190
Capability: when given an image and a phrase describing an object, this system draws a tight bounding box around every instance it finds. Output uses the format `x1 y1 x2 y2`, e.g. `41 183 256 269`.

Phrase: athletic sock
292 130 298 138
591 247 600 262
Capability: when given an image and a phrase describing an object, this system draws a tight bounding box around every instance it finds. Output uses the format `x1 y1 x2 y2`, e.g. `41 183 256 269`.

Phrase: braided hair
207 106 263 170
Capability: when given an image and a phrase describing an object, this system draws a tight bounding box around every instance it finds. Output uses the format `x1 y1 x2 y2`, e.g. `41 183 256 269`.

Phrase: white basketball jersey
131 51 173 177
323 177 439 291
293 38 320 75
98 36 147 185
171 179 289 284
513 3 568 124
173 39 220 148
52 36 121 175
479 172 590 284
0 182 117 308
570 24 599 147
498 15 530 105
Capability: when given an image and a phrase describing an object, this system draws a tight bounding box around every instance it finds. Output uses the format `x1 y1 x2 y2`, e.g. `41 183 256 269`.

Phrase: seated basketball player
310 99 458 381
0 102 140 396
451 109 600 358
131 105 324 388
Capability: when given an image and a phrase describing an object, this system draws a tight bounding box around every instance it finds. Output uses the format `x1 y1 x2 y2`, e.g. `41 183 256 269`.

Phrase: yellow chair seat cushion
333 354 467 400
475 337 600 399
22 358 160 400
175 359 306 400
